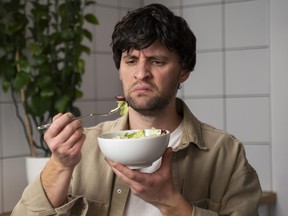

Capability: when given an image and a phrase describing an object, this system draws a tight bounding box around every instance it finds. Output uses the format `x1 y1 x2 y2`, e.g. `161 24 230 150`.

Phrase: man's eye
151 60 164 66
126 59 136 65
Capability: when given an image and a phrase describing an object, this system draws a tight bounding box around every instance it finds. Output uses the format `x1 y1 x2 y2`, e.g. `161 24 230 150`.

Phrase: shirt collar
174 98 208 151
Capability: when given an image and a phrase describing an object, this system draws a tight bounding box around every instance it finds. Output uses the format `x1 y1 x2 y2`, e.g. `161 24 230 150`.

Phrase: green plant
0 0 98 156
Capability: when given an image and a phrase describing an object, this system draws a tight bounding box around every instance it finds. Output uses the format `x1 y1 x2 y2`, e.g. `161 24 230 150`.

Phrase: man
12 3 262 216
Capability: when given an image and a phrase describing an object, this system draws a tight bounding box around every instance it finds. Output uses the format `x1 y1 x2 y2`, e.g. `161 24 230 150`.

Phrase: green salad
115 95 129 116
119 128 166 139
122 129 146 139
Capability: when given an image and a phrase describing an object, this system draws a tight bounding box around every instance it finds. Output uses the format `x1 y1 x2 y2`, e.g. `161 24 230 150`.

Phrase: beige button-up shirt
12 99 262 216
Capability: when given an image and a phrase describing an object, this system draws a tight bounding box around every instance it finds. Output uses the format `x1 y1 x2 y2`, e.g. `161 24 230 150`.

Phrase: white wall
0 0 286 215
270 0 288 215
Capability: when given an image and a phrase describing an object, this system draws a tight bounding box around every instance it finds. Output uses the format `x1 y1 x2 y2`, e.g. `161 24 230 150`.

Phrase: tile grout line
170 0 257 10
266 0 274 192
222 0 227 131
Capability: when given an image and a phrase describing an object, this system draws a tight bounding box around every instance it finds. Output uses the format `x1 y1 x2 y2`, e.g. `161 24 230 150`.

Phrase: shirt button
82 204 87 209
117 189 122 194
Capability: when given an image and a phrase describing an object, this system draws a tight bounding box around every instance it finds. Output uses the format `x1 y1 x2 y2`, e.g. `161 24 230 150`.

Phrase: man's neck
128 101 182 133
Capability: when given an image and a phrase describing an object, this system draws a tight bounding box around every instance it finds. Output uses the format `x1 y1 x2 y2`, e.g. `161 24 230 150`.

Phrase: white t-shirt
123 122 183 216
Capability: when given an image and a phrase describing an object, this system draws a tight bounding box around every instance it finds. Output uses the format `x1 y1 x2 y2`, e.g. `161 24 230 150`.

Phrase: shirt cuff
20 176 56 214
21 176 88 215
55 195 88 215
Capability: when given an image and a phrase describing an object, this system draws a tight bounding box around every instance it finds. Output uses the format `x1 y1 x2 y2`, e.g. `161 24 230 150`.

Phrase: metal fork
37 104 124 130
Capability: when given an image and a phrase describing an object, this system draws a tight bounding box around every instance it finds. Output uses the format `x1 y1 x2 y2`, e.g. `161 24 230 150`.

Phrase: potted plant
0 0 98 181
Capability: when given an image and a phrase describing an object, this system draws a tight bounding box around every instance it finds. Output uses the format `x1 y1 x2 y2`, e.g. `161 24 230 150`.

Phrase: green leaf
31 4 49 20
61 29 74 41
77 58 85 73
32 55 46 66
84 14 98 25
55 95 69 113
58 3 68 18
7 22 24 34
37 75 52 87
0 61 16 80
75 89 83 99
29 95 50 116
16 58 30 73
13 72 30 91
28 43 43 55
80 45 91 55
40 89 54 97
83 28 92 41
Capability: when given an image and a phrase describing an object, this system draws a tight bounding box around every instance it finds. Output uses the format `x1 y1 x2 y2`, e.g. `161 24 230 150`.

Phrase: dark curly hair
111 4 197 72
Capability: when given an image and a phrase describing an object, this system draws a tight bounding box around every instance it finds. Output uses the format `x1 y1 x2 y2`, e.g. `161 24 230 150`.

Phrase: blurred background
0 0 287 215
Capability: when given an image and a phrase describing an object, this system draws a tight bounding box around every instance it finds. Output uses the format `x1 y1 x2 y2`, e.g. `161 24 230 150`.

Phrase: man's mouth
131 84 152 94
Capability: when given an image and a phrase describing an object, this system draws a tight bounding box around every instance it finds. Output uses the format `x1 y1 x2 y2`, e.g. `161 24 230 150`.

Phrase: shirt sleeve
219 163 262 215
192 150 262 216
11 176 88 216
190 167 261 216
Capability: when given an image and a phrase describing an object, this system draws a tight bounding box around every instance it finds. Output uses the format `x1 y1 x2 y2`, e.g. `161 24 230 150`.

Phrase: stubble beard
126 90 176 117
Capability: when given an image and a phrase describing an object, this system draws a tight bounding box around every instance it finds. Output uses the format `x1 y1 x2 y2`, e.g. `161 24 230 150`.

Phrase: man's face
119 40 189 116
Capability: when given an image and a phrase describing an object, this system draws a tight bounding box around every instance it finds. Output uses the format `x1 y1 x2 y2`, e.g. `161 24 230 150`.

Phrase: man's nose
134 62 151 80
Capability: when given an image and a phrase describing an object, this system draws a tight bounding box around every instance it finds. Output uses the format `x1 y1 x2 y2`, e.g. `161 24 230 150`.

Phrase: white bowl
97 129 170 169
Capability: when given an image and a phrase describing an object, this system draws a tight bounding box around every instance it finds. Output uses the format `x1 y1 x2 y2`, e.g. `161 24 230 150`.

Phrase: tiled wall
0 0 286 215
182 0 271 191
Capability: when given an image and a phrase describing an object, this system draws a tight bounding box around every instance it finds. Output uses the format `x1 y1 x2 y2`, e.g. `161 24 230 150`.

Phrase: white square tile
1 104 30 157
185 98 225 130
94 54 123 99
184 52 224 96
94 6 120 52
244 144 272 191
183 5 223 50
226 97 270 142
225 0 269 48
3 157 28 212
226 49 270 95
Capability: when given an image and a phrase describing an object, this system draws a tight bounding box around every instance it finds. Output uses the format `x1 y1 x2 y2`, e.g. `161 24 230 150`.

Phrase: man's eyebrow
148 55 169 60
122 53 135 59
122 52 170 60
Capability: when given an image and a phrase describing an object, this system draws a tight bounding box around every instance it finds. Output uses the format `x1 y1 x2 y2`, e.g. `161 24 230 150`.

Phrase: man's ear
179 69 190 83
